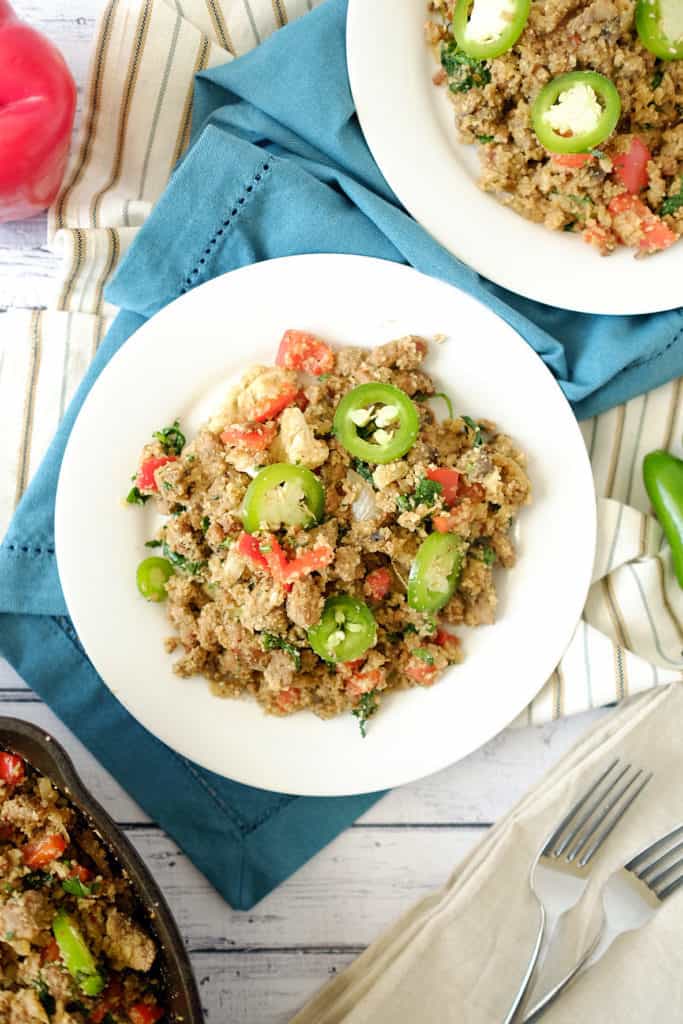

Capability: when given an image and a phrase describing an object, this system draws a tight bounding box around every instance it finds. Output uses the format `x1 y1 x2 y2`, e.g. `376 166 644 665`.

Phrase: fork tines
625 823 683 902
543 759 653 869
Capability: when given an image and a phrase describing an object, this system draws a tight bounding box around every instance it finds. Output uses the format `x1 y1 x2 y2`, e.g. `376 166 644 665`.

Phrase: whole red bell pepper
0 0 76 223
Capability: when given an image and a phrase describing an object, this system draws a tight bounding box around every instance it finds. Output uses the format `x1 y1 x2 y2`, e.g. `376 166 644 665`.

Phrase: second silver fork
504 758 653 1024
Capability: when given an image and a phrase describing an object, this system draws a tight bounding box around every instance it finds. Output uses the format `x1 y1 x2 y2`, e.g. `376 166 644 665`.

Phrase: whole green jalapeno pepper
643 449 683 588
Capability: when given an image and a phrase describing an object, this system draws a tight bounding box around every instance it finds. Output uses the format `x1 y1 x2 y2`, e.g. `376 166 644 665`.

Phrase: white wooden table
0 3 608 1019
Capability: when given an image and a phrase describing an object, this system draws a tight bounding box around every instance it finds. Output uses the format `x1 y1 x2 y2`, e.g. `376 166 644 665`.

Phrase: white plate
346 2 683 316
56 255 595 796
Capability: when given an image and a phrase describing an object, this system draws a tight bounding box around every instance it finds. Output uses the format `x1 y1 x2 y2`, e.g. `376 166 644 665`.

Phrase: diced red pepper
552 153 593 169
339 658 366 674
608 193 677 253
283 545 334 583
22 833 67 869
41 939 61 965
252 385 300 423
236 532 333 585
435 628 461 656
364 567 392 601
136 455 178 493
613 137 651 194
426 468 461 506
127 1002 165 1024
432 514 455 534
346 668 384 698
275 687 301 712
0 752 25 786
70 863 93 883
89 979 122 1023
405 658 438 687
220 422 277 451
276 330 335 376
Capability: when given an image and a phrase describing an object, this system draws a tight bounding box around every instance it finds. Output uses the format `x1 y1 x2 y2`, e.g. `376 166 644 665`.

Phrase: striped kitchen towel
1 0 681 725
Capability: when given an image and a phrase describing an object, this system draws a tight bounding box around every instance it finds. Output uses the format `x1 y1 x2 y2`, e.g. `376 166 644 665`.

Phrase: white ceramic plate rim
346 1 683 316
55 254 596 796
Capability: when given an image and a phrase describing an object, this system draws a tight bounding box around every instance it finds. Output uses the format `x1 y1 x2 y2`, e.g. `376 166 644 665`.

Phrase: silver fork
504 758 653 1024
522 822 683 1021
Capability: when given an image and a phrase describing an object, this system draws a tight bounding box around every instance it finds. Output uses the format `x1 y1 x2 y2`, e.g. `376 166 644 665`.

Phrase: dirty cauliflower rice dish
0 750 165 1024
426 0 683 256
127 331 531 736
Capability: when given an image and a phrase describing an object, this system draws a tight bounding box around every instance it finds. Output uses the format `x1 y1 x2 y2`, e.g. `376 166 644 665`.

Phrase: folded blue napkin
1 0 682 910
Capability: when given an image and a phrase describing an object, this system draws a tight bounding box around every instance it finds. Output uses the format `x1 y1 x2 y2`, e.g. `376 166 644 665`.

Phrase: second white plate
56 255 595 796
346 1 683 315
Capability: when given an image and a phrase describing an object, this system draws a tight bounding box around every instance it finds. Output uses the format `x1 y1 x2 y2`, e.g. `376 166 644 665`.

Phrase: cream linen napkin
293 684 683 1023
1 0 682 722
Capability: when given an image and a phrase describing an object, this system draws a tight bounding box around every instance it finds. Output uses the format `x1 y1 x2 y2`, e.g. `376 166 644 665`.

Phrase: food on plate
426 0 683 256
127 331 531 733
0 750 165 1023
642 449 683 588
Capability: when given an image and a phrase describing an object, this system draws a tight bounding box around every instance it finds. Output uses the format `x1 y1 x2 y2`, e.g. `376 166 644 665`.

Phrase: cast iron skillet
0 717 203 1024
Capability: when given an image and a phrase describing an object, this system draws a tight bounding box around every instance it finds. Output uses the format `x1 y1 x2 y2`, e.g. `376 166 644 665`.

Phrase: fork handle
502 901 545 1024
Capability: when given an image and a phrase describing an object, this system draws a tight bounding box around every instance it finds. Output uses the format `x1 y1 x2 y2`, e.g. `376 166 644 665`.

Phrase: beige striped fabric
1 0 681 724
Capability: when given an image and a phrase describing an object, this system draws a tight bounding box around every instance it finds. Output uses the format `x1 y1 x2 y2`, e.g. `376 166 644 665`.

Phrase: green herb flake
441 41 491 93
563 221 577 232
352 459 375 486
34 979 56 1016
352 689 379 738
126 486 149 506
462 415 483 447
661 177 683 218
480 545 497 566
22 872 53 891
62 877 93 898
144 539 162 549
262 632 302 670
412 648 435 665
162 543 206 577
652 69 664 90
476 134 495 144
153 419 186 456
397 478 443 514
201 516 211 534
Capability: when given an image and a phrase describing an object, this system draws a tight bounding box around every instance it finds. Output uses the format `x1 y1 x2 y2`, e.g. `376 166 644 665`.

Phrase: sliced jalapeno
407 533 464 613
636 0 683 60
53 911 105 997
531 72 621 154
136 557 174 602
453 0 531 60
333 383 419 465
308 595 377 663
242 463 325 533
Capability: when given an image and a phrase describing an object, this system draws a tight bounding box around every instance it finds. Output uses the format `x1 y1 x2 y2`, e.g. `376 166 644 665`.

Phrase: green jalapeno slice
136 557 174 602
53 911 105 997
453 0 531 60
636 0 683 61
242 463 325 533
308 595 377 663
407 533 464 613
531 71 621 154
333 383 419 465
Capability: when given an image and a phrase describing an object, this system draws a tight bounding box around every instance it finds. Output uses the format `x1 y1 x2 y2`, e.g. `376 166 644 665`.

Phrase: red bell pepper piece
364 567 392 601
551 153 593 169
0 752 25 786
275 687 301 712
23 833 67 869
426 467 461 506
128 1003 165 1024
136 455 178 493
0 0 76 223
220 422 277 451
613 137 651 194
276 330 335 376
405 658 438 687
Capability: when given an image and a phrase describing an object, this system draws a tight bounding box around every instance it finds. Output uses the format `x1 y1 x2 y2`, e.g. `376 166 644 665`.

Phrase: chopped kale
480 544 497 566
462 415 483 447
62 877 93 898
476 134 495 144
661 177 683 218
22 872 53 890
201 516 211 534
152 419 185 455
652 68 664 90
563 221 577 232
262 633 302 671
126 486 149 506
414 391 454 419
397 477 443 513
441 41 490 93
353 459 375 485
162 543 206 576
352 689 379 738
34 979 56 1016
145 539 162 549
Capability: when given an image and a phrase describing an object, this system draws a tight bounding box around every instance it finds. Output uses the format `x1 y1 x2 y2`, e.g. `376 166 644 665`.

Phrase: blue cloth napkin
1 0 682 910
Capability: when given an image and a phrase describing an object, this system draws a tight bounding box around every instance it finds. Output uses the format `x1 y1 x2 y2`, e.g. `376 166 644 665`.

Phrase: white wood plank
126 825 484 949
0 244 60 310
190 950 356 1024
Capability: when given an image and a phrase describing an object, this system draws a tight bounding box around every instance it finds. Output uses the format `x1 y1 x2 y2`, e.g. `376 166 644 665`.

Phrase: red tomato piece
432 514 455 534
276 330 335 376
339 658 366 674
252 385 300 423
136 455 178 493
220 422 277 451
41 939 61 965
0 752 25 786
426 468 461 506
276 687 301 712
639 219 677 254
551 153 593 169
23 833 67 869
346 669 384 698
435 628 461 657
364 567 392 601
237 532 333 584
613 137 651 194
282 544 334 584
608 193 677 253
405 658 438 687
128 1003 165 1024
70 863 93 883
